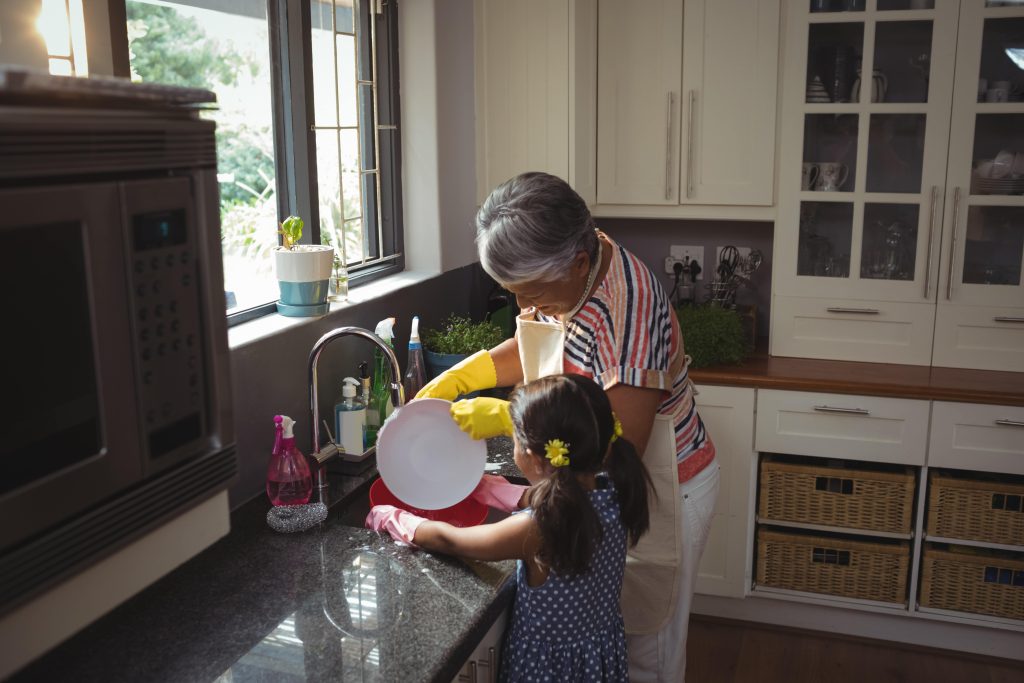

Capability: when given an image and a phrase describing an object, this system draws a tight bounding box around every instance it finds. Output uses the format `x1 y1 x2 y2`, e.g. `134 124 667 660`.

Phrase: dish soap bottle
335 377 366 457
266 415 312 506
367 317 396 446
404 315 427 399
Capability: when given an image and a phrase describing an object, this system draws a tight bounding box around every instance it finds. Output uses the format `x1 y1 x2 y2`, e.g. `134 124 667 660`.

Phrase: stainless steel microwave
0 75 236 614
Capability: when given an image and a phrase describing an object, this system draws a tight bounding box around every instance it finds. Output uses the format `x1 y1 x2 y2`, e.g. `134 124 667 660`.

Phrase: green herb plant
675 304 748 368
422 315 506 355
278 215 304 250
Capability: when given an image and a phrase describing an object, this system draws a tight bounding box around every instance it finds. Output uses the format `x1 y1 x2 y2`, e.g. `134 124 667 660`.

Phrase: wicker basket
920 545 1024 620
756 528 910 604
927 472 1024 547
758 457 916 534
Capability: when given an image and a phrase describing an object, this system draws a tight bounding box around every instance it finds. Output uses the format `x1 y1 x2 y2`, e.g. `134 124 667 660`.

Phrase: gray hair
475 172 599 287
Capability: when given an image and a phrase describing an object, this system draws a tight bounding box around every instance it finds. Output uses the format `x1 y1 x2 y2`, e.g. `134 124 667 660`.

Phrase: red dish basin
369 478 487 527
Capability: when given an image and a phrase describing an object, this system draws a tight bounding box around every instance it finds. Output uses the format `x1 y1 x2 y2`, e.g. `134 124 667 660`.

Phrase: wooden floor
685 616 1024 683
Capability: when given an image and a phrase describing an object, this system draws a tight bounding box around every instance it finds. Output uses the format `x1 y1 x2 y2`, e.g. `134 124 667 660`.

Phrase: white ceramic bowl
375 398 487 510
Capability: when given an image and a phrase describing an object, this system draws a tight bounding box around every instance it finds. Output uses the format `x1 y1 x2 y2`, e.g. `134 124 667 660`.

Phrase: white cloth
515 310 565 383
620 414 682 635
626 458 720 683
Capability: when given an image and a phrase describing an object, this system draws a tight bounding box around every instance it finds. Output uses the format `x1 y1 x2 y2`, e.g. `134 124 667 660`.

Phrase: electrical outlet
665 245 704 280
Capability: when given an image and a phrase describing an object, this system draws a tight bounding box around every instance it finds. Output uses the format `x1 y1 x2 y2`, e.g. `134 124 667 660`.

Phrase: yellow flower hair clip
610 414 624 443
544 439 571 468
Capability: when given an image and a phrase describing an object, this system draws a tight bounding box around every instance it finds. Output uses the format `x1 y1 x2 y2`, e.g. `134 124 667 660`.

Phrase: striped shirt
538 234 711 475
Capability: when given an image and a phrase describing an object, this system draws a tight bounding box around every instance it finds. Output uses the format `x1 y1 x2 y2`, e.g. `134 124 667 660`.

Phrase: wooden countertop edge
689 356 1024 407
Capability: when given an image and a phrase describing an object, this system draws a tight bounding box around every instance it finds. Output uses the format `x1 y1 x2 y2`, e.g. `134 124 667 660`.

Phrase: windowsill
227 269 440 350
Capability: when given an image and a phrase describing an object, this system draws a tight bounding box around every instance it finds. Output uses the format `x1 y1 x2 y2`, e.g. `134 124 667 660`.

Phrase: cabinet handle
946 187 962 301
686 89 696 199
826 307 880 314
923 185 938 299
468 660 478 683
478 646 497 683
994 317 1024 323
995 419 1024 428
813 405 870 415
665 92 675 200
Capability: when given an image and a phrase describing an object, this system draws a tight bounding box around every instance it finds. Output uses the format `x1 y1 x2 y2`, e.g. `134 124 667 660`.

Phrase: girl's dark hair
508 374 652 577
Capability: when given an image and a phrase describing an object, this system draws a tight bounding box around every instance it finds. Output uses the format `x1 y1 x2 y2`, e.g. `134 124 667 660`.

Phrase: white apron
516 309 682 635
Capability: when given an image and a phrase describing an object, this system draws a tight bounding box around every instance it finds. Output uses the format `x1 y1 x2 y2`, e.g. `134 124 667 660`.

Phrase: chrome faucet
307 326 405 501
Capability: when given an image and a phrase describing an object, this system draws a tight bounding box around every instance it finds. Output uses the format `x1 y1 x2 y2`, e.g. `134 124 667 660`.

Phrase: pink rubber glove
365 505 427 545
469 474 529 513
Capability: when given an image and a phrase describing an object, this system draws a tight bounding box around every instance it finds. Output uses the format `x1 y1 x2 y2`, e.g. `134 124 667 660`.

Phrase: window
119 0 403 323
37 0 88 76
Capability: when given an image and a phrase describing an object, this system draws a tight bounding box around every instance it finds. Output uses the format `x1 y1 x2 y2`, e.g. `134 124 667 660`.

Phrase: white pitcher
851 68 888 103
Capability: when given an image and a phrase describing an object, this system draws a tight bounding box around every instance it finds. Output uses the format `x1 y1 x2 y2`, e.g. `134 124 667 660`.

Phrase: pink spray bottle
266 415 313 506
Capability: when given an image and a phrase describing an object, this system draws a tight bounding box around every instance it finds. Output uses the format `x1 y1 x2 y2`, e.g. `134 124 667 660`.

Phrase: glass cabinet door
783 0 959 301
941 2 1024 308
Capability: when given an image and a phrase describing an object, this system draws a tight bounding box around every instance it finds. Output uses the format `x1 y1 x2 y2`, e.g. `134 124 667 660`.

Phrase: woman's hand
366 505 427 545
415 350 497 401
450 397 513 440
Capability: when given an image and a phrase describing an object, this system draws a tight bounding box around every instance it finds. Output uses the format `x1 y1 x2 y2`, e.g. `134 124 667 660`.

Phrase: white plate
375 398 487 510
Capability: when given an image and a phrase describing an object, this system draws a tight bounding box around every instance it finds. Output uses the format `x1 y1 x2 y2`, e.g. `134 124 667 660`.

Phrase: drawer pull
994 419 1024 428
994 317 1024 324
826 307 880 315
813 405 870 415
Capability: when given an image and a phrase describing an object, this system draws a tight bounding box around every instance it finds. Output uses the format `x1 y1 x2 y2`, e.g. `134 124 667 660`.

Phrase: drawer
929 402 1024 475
755 389 929 465
932 304 1024 373
770 295 935 366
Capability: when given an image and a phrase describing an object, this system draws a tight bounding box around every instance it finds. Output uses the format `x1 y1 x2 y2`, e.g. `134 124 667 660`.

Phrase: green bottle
366 317 395 446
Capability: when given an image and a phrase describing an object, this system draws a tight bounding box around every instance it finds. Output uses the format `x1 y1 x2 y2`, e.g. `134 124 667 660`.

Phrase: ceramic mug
986 87 1009 103
815 162 849 192
802 163 820 191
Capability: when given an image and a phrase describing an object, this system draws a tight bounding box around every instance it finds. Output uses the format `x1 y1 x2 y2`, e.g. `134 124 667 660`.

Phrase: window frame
112 0 404 327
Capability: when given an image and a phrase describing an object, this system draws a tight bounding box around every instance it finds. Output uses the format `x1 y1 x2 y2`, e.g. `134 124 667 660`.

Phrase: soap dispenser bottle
266 415 312 506
335 377 366 457
404 315 427 399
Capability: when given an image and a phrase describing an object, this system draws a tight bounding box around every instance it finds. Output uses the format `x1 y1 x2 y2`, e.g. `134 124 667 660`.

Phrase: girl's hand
470 474 529 512
365 505 427 545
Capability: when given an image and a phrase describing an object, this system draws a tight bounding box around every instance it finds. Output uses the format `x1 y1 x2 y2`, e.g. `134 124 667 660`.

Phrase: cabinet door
773 0 959 304
694 385 755 598
933 1 1024 369
474 0 570 204
681 0 779 205
596 0 682 205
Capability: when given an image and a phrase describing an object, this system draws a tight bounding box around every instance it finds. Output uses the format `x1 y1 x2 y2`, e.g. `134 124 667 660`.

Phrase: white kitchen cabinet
594 0 779 214
452 607 507 683
694 385 756 598
473 0 596 205
771 1 1024 371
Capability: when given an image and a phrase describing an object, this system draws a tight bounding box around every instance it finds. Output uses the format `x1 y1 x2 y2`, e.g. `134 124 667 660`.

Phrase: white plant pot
274 245 334 316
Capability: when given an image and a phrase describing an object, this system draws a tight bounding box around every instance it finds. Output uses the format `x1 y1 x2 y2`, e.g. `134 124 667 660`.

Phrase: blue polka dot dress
500 477 629 682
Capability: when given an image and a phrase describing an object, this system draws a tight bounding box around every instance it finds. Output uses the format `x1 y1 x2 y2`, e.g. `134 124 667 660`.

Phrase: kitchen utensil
375 398 487 510
815 162 849 191
718 245 740 282
851 68 887 103
802 163 820 191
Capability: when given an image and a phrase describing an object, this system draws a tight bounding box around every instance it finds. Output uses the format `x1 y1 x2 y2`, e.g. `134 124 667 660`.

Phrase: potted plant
273 215 334 317
675 304 749 368
422 314 507 383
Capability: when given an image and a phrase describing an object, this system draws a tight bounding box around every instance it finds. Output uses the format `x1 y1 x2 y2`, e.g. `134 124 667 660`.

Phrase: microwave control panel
125 205 208 462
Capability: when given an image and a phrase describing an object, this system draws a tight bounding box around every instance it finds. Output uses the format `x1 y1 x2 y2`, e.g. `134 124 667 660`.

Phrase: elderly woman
417 172 718 682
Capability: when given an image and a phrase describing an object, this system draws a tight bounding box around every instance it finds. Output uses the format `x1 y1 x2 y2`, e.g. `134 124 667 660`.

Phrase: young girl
366 374 652 682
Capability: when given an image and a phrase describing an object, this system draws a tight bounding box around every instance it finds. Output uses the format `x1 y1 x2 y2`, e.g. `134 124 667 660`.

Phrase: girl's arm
414 510 539 563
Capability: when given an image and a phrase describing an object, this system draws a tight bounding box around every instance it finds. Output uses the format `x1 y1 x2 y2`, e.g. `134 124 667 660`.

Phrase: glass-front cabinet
774 0 1024 371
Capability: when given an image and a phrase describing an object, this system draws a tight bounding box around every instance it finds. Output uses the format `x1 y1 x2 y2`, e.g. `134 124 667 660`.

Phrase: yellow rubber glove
450 397 513 440
415 350 498 401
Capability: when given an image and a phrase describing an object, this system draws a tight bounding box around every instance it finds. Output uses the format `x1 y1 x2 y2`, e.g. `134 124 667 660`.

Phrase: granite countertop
13 439 521 683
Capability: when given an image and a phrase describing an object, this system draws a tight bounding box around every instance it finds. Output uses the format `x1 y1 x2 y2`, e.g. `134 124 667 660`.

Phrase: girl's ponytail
603 437 651 547
528 468 602 577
